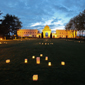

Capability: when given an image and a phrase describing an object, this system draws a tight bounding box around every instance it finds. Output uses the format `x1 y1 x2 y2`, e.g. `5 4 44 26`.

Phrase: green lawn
0 39 85 85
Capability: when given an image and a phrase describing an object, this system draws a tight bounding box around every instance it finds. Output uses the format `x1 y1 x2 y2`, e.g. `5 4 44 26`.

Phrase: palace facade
17 25 77 38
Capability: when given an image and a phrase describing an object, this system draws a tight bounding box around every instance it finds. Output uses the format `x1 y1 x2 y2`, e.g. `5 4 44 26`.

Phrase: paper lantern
45 43 47 45
0 42 2 44
6 59 10 63
24 59 28 63
40 54 43 57
45 56 48 60
39 43 41 44
61 61 65 65
36 57 40 64
32 56 35 59
48 62 51 66
0 38 3 40
33 74 38 81
6 42 7 44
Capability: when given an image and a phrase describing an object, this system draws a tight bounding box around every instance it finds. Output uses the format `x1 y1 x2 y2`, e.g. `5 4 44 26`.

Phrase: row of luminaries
39 42 53 45
5 54 65 81
6 54 65 66
0 42 7 44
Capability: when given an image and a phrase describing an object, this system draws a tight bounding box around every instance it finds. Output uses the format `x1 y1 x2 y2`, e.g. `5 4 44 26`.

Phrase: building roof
17 29 38 31
42 25 51 31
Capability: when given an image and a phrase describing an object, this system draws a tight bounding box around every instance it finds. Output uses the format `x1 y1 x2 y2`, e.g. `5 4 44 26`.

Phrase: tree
74 11 85 36
41 32 43 38
65 9 85 37
0 11 2 22
0 24 9 37
1 14 22 37
50 33 52 38
65 18 76 38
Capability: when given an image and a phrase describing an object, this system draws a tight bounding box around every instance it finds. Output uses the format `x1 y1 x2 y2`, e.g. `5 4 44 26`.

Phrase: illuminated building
17 29 39 38
17 25 77 38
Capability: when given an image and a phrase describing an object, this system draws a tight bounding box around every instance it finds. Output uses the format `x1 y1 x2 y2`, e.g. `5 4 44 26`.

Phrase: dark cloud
52 18 62 23
0 0 85 30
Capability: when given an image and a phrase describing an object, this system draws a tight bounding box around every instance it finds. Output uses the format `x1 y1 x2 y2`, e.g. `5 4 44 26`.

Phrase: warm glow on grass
0 38 3 40
32 74 38 81
32 56 35 59
40 54 43 57
45 56 48 60
39 42 41 44
36 57 40 64
0 42 2 44
45 43 47 45
6 59 10 63
48 62 51 66
61 61 65 65
24 59 28 63
50 43 53 45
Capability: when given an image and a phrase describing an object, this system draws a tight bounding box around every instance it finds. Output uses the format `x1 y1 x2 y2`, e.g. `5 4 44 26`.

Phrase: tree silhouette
50 33 52 38
65 9 85 37
41 32 43 38
1 14 22 37
0 11 2 22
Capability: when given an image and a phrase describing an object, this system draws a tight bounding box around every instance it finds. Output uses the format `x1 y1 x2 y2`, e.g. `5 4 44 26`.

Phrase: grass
0 38 85 85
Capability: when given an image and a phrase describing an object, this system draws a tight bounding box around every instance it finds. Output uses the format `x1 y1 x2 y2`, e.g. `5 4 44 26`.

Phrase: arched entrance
45 32 48 38
42 25 51 38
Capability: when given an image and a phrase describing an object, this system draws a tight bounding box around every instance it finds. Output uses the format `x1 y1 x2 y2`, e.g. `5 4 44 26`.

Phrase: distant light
5 42 7 44
50 43 53 45
48 43 49 45
61 61 65 65
0 42 2 44
48 62 51 66
42 43 43 45
32 74 38 81
40 54 43 57
6 59 10 63
0 38 3 40
36 57 40 64
45 56 48 60
39 42 41 44
32 56 35 59
24 59 28 63
45 43 47 45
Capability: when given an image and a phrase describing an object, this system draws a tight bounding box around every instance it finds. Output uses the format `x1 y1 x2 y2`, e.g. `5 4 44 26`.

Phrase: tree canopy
0 14 22 37
65 9 85 36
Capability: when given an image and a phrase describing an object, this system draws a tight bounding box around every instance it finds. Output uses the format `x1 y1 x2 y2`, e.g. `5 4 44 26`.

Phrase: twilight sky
0 0 85 32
